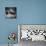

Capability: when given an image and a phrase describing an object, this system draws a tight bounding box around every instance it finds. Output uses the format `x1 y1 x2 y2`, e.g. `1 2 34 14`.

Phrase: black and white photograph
5 7 16 19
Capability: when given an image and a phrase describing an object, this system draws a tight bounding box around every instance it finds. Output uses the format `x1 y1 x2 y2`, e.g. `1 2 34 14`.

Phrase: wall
0 0 46 44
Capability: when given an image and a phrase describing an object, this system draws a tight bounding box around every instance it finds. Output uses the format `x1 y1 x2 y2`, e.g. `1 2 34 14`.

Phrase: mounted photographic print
5 7 16 19
18 24 46 41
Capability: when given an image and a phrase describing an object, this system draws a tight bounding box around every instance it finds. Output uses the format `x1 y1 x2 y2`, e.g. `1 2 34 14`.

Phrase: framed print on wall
5 7 16 19
18 24 46 41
